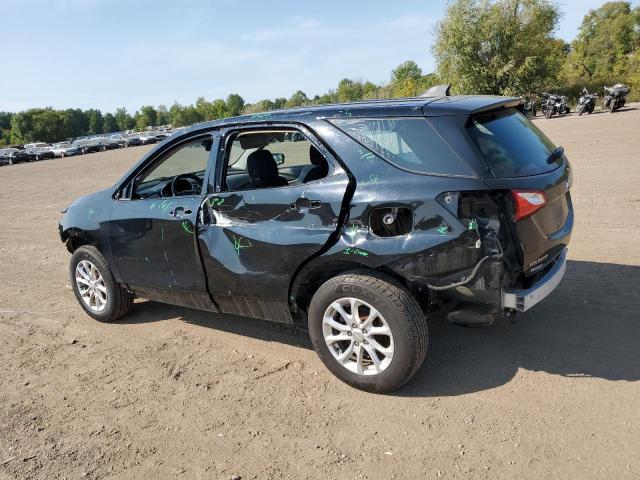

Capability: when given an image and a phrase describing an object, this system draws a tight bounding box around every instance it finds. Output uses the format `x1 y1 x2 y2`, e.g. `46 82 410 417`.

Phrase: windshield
466 108 561 177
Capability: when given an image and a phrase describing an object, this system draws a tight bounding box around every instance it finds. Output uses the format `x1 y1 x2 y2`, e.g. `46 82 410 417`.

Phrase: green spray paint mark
337 109 352 117
343 247 369 257
437 225 449 235
152 199 174 214
233 235 253 255
87 208 95 220
468 219 478 231
358 149 375 161
210 197 225 206
181 221 194 235
250 112 273 120
143 256 151 263
367 173 379 184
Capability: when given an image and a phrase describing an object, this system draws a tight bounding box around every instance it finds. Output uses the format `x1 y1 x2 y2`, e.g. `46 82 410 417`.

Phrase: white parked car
51 142 83 157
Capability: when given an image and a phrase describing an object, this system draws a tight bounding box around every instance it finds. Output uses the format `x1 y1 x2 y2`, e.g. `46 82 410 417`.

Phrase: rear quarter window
330 117 475 176
466 108 560 177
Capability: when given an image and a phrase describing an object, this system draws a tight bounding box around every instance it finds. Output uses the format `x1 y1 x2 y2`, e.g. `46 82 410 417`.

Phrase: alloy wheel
75 260 108 312
322 297 394 376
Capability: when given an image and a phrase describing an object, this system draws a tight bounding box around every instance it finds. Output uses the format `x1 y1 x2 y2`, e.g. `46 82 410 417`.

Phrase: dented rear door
196 125 350 322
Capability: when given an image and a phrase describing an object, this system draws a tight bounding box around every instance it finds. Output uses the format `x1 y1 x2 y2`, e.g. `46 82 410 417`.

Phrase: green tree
285 90 308 108
225 94 245 117
434 0 565 95
11 108 67 143
562 2 639 85
103 113 118 133
115 107 135 131
86 109 103 135
169 102 204 127
0 112 12 145
337 79 364 102
62 109 88 139
273 97 287 109
156 104 170 125
135 105 158 129
244 99 275 114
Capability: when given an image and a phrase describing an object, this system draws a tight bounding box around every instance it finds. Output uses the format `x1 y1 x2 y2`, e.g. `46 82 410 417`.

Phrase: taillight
511 190 547 221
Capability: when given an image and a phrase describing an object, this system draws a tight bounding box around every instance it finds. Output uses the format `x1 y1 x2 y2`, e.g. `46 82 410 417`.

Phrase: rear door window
466 108 560 177
330 118 475 176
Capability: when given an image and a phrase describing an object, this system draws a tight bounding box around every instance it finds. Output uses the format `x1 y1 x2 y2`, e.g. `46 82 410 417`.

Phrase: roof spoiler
471 97 524 115
420 84 451 97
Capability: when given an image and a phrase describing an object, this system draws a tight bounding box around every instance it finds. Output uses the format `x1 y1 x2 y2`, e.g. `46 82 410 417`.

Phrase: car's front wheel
308 272 428 392
70 246 133 322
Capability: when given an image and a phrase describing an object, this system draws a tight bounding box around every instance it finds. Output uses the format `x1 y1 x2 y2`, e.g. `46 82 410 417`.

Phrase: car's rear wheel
70 246 133 322
308 271 428 392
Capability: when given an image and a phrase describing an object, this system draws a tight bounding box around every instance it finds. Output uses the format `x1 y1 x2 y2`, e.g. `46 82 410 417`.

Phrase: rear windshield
466 108 560 177
331 118 475 176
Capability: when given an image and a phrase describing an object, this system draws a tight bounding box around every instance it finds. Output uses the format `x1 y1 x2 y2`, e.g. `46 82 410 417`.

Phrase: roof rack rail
420 84 451 97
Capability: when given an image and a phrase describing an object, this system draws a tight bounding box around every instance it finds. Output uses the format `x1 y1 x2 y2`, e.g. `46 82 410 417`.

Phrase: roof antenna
420 84 451 97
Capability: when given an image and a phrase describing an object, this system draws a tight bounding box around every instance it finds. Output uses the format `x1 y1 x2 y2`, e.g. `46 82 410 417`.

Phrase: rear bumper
502 248 567 312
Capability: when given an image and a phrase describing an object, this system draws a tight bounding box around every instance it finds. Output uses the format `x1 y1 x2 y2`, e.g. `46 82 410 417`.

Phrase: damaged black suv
60 90 572 392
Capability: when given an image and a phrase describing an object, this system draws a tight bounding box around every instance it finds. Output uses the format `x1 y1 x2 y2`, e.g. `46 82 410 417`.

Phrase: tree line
1 0 638 146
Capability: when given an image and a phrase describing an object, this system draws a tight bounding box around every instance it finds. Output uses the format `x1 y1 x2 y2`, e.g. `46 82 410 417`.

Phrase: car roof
178 95 524 135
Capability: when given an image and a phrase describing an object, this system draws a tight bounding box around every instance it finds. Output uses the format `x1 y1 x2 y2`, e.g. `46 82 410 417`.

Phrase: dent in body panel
287 121 506 310
197 166 350 322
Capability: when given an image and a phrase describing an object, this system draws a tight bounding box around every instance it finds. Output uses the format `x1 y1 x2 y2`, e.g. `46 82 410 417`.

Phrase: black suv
59 93 573 392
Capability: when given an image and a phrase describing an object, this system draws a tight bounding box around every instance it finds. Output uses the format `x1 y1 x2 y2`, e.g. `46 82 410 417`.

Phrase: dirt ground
1 105 639 480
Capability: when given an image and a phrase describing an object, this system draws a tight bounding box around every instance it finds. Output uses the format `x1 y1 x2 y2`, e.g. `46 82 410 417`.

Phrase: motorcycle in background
577 88 597 116
603 84 630 113
541 93 569 119
522 97 537 118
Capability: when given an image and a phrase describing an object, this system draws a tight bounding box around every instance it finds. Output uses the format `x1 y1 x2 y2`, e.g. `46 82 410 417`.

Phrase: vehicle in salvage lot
0 148 18 165
95 137 122 151
59 93 573 392
72 138 101 154
51 142 83 157
7 148 35 163
24 142 55 160
137 132 158 145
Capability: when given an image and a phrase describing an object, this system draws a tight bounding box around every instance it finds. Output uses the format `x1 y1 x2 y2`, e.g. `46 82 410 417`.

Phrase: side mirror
272 153 285 165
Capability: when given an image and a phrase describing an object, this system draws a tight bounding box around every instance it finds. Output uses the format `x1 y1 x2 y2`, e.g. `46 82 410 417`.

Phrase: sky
1 0 638 113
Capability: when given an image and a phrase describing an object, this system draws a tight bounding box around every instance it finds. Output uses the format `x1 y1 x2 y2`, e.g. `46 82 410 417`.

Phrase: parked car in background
51 142 83 158
24 142 55 160
124 135 143 147
7 148 36 163
95 137 121 151
137 132 158 145
60 91 573 392
0 148 17 165
72 138 101 154
154 131 169 141
110 134 142 147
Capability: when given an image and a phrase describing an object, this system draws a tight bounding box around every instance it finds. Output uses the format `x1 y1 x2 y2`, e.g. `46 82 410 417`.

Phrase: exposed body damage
60 93 573 391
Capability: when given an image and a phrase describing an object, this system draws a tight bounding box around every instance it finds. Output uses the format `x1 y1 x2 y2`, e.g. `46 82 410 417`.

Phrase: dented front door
197 156 349 322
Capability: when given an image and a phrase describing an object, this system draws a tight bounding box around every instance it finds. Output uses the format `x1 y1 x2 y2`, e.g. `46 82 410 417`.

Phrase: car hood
64 187 114 211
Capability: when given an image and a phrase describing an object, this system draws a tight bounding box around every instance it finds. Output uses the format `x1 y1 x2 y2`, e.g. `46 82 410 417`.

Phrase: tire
545 109 553 119
61 153 65 158
578 106 584 116
69 246 133 322
308 271 428 392
610 102 617 113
